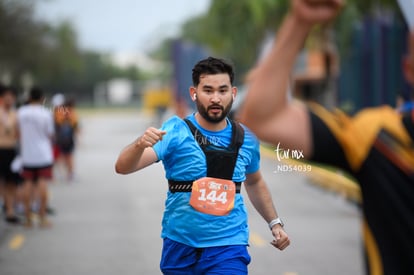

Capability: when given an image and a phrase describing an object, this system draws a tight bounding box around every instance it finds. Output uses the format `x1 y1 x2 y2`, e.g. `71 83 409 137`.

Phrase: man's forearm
240 13 312 127
115 127 165 175
115 140 146 174
245 179 279 223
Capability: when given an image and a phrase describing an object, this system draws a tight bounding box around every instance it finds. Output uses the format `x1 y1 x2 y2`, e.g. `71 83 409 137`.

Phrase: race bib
189 177 236 216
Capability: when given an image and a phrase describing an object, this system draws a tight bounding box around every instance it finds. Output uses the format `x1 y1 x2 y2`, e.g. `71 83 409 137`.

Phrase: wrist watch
268 217 284 230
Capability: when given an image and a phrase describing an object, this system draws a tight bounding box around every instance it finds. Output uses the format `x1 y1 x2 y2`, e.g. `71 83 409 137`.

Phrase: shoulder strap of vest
183 118 197 135
183 118 211 146
230 120 244 152
183 118 244 150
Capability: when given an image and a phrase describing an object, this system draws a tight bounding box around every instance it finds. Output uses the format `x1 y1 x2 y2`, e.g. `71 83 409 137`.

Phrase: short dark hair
29 86 44 102
0 83 6 96
192 57 235 86
64 97 76 107
0 84 16 97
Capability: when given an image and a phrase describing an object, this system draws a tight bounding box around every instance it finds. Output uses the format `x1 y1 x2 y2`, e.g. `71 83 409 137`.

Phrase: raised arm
115 127 166 174
239 0 343 156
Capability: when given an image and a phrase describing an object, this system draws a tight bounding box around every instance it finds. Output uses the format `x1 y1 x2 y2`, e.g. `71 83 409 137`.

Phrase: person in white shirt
18 87 54 228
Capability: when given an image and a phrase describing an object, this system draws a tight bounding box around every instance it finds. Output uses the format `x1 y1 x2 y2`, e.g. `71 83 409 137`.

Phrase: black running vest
168 119 245 193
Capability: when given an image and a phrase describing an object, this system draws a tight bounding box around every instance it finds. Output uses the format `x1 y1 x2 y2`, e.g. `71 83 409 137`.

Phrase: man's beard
196 99 233 123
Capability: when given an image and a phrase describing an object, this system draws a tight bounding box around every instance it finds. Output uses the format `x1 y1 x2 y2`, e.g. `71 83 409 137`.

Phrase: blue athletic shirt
152 114 260 248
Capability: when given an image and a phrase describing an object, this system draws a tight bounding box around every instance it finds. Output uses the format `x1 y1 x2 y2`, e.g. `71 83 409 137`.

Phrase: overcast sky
35 0 211 54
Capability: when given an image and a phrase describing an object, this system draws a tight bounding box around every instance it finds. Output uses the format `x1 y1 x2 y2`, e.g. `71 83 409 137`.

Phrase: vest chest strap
168 180 242 193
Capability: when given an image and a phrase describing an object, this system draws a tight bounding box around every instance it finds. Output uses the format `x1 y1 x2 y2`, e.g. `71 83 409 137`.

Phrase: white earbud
193 94 197 100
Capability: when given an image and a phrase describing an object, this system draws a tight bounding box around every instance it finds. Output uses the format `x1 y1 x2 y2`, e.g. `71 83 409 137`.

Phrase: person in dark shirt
239 0 414 274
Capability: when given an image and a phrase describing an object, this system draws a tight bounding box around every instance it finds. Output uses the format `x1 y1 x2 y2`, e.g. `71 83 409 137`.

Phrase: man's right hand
135 127 167 149
291 0 344 25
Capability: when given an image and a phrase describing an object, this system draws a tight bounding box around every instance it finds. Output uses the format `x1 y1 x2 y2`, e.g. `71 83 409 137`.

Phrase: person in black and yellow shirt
239 0 414 274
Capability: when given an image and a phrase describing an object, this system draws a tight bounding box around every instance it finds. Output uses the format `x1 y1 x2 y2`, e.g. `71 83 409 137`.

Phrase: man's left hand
270 225 290 250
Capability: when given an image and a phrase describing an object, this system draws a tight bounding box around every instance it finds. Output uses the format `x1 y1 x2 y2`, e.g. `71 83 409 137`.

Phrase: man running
116 57 290 274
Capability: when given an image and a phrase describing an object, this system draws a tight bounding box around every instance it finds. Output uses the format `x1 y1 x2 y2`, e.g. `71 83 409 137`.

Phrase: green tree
154 0 405 82
180 0 287 82
0 0 49 82
0 0 144 101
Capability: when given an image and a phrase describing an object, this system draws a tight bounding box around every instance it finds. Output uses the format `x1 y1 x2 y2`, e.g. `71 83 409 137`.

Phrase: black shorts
58 142 75 154
0 148 22 184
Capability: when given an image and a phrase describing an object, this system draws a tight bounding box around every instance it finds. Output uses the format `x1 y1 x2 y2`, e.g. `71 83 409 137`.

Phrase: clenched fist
135 127 167 149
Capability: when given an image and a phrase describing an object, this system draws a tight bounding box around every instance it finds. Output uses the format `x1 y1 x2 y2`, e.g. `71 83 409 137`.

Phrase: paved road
0 110 364 275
